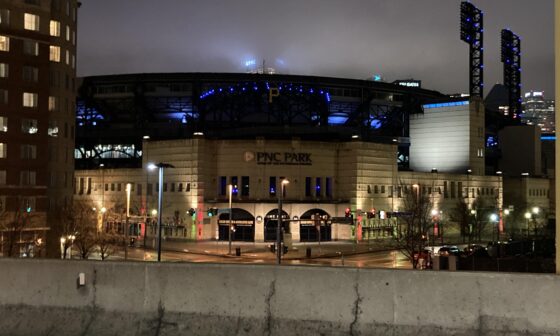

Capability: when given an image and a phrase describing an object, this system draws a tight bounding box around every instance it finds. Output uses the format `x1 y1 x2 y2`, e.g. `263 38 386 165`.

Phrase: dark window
367 185 371 194
170 183 175 192
163 183 167 192
87 177 91 194
326 177 332 197
374 185 379 194
104 183 108 192
305 177 311 197
315 177 321 197
241 176 249 196
137 184 142 196
219 176 226 196
381 185 385 193
186 183 190 192
178 183 183 192
269 176 276 196
117 183 121 192
111 183 115 191
231 176 238 196
147 183 153 196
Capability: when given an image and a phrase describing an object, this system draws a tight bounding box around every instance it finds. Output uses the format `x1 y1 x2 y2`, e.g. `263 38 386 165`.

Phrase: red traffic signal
345 208 351 217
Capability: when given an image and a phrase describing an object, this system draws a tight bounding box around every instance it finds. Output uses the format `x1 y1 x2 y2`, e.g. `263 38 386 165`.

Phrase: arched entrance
218 208 255 242
299 209 332 242
264 209 289 242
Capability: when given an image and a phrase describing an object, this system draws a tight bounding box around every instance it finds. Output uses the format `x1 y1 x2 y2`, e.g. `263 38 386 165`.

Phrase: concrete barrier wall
1 259 560 335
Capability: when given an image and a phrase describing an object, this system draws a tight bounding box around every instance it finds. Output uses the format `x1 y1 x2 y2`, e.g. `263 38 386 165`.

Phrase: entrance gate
218 209 255 242
299 209 332 242
264 209 289 242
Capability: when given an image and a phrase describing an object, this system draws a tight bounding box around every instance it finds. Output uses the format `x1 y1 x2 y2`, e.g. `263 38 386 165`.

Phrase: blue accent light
541 136 556 141
328 115 348 125
370 119 382 129
423 101 469 109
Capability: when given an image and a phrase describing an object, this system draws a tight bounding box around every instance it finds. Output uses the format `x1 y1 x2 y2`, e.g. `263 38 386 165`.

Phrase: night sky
77 0 553 97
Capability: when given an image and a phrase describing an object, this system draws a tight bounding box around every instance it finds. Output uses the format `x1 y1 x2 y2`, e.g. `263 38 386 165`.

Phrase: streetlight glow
532 207 539 215
524 212 531 219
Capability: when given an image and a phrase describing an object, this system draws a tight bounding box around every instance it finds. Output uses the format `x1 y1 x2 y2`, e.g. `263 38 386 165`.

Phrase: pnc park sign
244 151 312 166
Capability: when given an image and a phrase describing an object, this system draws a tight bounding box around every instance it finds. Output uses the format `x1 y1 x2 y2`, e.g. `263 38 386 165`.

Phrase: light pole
532 207 540 236
277 179 289 265
148 162 174 262
524 211 531 237
490 213 499 242
470 209 476 243
228 184 233 255
125 183 131 261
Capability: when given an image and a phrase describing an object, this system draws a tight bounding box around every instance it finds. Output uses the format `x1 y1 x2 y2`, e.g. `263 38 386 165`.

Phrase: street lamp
531 207 540 236
125 183 131 261
490 213 499 241
228 184 234 255
148 162 175 262
524 212 531 237
277 179 289 265
470 209 476 242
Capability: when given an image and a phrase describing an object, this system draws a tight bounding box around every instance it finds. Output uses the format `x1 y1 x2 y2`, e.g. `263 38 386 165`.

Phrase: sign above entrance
245 151 312 166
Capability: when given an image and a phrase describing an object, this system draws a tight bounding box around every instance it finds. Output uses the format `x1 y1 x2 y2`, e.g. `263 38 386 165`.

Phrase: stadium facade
73 73 502 243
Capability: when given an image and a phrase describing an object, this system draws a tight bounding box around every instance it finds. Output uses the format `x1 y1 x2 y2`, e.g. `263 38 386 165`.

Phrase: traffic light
345 208 351 217
207 208 218 216
187 208 196 216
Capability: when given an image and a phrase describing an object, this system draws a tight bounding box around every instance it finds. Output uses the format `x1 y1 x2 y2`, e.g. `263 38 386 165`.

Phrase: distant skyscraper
0 0 79 256
522 91 555 133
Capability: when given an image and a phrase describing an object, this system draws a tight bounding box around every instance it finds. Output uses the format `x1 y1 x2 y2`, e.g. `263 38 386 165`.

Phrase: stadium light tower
460 1 484 98
501 29 522 119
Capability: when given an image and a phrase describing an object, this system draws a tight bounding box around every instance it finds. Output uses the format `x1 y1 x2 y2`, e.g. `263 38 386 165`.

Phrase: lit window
0 117 6 132
48 96 57 111
49 20 60 36
0 170 6 185
72 54 75 69
0 143 6 158
0 63 7 78
22 92 38 108
21 118 38 134
22 66 38 82
21 144 37 159
65 49 69 65
0 9 9 25
48 120 58 137
0 36 9 51
24 13 40 31
65 25 70 41
23 40 39 56
49 45 60 62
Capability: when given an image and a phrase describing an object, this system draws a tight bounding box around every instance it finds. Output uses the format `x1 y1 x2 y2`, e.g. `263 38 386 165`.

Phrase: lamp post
524 211 531 237
148 162 174 262
490 213 499 242
277 179 289 265
470 209 476 243
228 184 233 255
125 183 131 261
532 207 540 236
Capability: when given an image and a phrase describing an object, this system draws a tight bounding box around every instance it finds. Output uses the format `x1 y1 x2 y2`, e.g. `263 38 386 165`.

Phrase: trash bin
235 247 241 256
306 247 312 258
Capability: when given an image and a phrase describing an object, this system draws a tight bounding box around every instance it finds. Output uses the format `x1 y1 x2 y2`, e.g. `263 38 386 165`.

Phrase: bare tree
96 231 122 260
450 198 471 243
471 196 498 242
394 183 434 269
0 206 33 257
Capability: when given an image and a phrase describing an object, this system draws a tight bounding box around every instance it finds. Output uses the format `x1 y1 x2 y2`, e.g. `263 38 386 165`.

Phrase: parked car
437 245 459 256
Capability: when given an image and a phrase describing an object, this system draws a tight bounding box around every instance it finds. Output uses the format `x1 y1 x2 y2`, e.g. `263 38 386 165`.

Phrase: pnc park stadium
73 72 501 243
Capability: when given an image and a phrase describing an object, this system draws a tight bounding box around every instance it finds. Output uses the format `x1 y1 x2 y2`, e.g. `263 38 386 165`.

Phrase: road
109 245 412 270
